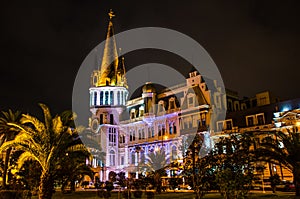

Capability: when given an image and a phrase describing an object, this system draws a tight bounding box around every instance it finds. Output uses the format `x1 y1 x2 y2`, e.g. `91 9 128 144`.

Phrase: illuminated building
87 10 226 181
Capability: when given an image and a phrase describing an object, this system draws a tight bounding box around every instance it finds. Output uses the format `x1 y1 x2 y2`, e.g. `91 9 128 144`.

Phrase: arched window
172 146 177 160
109 150 115 166
94 92 97 106
110 91 114 105
169 123 173 135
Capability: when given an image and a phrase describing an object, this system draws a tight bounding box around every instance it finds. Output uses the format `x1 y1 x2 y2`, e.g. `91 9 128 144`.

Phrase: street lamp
135 146 142 179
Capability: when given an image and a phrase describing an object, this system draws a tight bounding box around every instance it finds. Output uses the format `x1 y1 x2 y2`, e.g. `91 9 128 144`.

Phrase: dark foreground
31 190 299 199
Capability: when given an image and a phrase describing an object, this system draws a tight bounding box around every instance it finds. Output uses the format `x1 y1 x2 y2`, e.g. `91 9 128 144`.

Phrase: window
169 124 173 135
117 91 120 105
132 130 136 141
130 109 136 119
100 91 103 105
158 125 162 136
120 156 124 165
173 125 177 134
119 135 125 144
188 95 194 107
139 106 144 117
151 126 154 137
130 131 133 142
247 116 254 126
121 91 124 105
100 114 103 125
257 114 264 125
131 153 135 164
110 114 114 125
109 128 116 146
217 122 224 131
148 127 151 138
172 146 177 160
94 92 97 106
142 129 145 139
105 91 109 105
162 125 166 135
169 98 176 110
226 120 232 130
158 101 165 113
109 150 115 166
138 129 142 140
110 91 114 105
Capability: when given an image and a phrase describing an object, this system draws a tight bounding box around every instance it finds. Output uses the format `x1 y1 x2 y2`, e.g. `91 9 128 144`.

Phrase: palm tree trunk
2 148 12 189
39 170 54 199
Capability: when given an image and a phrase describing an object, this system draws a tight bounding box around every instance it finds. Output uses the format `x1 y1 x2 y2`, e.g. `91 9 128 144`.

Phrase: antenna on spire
108 9 115 20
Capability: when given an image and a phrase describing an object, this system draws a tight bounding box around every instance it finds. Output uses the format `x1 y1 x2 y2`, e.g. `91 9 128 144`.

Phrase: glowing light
296 122 300 126
273 112 280 118
281 105 291 112
275 122 282 128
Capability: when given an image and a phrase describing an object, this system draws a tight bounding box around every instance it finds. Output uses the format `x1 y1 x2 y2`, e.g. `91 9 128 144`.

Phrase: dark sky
1 0 299 115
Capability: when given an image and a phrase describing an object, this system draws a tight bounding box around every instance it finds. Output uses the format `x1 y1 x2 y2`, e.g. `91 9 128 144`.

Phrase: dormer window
139 106 144 117
187 93 195 108
169 97 177 110
130 109 136 119
158 100 165 113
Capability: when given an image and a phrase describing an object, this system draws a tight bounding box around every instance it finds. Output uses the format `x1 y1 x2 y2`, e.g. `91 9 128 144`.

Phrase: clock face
91 119 99 132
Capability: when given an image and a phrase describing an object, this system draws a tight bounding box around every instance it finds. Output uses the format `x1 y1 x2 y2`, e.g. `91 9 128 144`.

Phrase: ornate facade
86 11 226 181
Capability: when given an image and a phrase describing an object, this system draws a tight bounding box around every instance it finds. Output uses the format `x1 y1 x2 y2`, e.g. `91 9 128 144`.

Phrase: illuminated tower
89 10 128 179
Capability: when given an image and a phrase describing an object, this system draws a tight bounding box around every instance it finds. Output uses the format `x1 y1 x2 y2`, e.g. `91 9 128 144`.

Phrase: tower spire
98 9 119 86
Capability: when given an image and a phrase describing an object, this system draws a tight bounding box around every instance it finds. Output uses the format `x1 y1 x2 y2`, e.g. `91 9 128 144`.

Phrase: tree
144 149 169 193
209 134 255 199
0 104 89 199
254 130 300 196
0 109 22 189
183 133 211 199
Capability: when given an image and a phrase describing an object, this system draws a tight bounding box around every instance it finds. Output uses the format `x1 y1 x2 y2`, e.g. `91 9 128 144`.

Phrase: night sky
1 0 299 116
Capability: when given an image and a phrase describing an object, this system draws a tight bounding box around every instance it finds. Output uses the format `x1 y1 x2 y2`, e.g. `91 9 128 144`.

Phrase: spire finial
108 9 115 20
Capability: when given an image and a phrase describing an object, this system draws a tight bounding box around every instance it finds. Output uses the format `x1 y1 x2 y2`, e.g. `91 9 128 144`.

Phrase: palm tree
144 149 169 193
0 109 22 188
0 103 89 199
254 130 300 196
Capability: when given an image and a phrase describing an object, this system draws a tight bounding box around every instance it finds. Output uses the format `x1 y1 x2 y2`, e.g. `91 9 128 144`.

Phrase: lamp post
135 146 142 179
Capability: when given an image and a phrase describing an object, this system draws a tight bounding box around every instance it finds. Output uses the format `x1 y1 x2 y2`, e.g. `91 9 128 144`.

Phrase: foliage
254 130 300 196
0 104 90 199
0 109 22 189
144 149 169 193
212 134 255 199
183 133 210 199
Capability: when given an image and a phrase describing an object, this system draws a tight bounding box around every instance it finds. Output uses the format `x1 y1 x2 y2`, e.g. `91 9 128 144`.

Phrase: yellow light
296 122 300 126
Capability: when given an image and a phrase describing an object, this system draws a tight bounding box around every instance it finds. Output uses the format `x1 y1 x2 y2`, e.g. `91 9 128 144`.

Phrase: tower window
100 91 103 105
109 128 116 146
110 91 114 105
105 91 109 105
94 92 97 106
117 91 120 105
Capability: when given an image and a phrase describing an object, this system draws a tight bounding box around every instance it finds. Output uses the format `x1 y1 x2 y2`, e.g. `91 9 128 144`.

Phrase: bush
0 190 31 199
